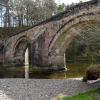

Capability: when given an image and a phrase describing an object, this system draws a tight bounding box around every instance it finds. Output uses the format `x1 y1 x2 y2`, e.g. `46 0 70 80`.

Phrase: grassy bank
58 88 100 100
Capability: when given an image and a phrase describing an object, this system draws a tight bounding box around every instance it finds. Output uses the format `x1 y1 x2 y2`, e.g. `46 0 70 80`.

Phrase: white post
64 53 67 71
64 53 67 79
25 48 29 79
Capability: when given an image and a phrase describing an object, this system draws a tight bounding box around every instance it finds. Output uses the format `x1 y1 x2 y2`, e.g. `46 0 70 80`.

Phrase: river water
0 48 99 79
0 63 98 79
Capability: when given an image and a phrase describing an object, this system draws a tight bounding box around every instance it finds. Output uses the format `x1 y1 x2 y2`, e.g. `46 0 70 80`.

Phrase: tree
57 3 66 13
66 27 100 64
4 0 11 27
8 0 57 27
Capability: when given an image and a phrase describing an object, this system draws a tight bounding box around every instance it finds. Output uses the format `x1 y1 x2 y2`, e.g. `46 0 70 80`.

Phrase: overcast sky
55 0 90 5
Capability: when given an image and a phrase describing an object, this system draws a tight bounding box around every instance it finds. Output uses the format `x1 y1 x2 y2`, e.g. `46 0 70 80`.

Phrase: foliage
66 27 100 64
0 0 67 27
57 3 66 13
0 26 29 39
7 0 57 26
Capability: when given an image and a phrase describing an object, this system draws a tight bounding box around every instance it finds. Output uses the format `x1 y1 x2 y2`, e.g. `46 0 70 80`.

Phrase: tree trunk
5 0 11 27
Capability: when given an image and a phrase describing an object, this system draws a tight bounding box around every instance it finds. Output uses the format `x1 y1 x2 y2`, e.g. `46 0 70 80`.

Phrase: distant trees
3 0 68 27
2 0 94 28
66 27 100 64
4 0 58 27
57 3 66 13
0 0 68 27
3 0 11 27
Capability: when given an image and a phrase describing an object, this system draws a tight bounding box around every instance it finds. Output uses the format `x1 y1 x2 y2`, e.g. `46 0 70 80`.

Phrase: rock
83 66 100 82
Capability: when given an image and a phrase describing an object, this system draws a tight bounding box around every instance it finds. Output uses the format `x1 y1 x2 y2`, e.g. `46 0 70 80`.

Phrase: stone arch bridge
1 0 100 70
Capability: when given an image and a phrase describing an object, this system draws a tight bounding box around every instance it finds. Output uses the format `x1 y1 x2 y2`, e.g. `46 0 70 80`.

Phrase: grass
58 88 100 100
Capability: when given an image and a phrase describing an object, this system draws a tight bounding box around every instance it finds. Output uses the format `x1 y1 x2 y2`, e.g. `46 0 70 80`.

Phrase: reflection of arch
14 36 31 65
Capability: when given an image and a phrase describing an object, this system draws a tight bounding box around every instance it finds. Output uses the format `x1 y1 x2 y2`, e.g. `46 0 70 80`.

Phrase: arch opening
49 20 100 74
14 37 32 78
14 38 32 66
63 25 100 78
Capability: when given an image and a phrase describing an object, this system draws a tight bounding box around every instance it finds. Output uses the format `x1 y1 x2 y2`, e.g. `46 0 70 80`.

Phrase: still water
0 63 99 79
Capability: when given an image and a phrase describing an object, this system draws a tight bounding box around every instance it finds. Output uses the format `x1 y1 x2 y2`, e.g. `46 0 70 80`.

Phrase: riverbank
0 79 99 100
58 88 100 100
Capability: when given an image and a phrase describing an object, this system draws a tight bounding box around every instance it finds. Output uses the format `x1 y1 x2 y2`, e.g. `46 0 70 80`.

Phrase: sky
55 0 90 5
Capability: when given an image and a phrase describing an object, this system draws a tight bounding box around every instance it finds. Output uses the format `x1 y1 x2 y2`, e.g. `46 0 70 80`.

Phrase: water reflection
25 48 29 79
0 65 91 79
0 63 99 79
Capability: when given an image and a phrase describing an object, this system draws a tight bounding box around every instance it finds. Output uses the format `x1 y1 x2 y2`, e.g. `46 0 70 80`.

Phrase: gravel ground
0 79 99 100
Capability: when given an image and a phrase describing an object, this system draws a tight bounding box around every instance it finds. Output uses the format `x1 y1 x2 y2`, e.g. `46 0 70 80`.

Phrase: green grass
58 88 100 100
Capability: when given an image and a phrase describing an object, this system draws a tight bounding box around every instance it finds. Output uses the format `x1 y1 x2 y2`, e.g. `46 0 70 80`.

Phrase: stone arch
49 9 100 66
14 36 31 65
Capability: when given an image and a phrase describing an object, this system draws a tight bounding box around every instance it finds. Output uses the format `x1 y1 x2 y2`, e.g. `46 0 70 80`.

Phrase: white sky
55 0 90 5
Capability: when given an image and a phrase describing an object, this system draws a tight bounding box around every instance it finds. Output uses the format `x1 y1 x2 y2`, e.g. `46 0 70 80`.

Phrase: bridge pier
49 55 64 67
31 49 65 71
48 53 66 71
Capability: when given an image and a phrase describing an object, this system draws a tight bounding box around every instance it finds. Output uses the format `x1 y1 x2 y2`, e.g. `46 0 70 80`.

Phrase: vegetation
66 27 100 65
58 88 100 100
0 26 29 39
0 0 66 27
0 0 67 37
